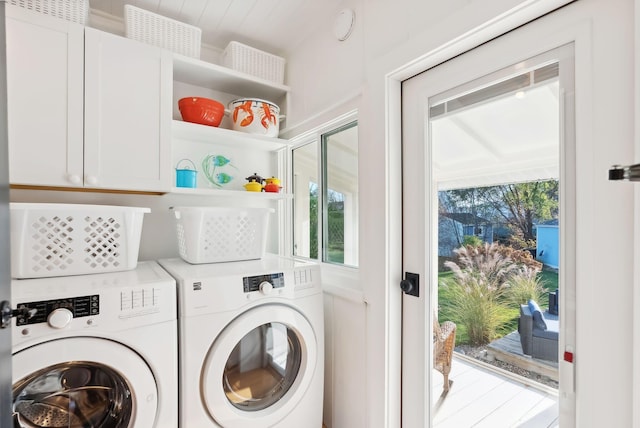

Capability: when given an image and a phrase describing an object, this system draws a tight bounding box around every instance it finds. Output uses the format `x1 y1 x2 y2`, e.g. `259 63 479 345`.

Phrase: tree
483 181 558 241
439 180 558 242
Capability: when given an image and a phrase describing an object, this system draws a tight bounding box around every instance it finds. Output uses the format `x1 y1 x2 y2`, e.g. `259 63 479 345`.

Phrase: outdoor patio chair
518 299 559 362
434 314 456 393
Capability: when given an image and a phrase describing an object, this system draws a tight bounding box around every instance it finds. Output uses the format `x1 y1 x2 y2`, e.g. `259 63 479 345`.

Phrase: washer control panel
243 273 285 293
15 295 99 326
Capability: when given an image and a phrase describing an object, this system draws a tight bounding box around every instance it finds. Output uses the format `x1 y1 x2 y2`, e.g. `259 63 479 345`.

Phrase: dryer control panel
243 273 285 293
15 295 99 326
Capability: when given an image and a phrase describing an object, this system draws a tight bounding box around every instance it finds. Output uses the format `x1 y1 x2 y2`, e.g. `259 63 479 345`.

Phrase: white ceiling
433 81 560 190
88 0 343 55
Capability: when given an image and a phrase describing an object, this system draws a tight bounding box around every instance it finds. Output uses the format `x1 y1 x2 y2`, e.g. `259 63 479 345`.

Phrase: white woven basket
9 0 89 24
124 4 201 58
173 206 273 264
10 203 150 279
222 41 285 84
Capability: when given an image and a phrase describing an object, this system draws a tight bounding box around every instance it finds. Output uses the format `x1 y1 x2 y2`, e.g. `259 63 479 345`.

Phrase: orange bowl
178 97 225 127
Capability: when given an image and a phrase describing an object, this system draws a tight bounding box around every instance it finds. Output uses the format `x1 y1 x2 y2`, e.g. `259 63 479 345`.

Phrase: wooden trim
10 184 165 196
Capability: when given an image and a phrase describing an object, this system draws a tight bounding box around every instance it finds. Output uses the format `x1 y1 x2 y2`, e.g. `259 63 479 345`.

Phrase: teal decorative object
202 154 237 188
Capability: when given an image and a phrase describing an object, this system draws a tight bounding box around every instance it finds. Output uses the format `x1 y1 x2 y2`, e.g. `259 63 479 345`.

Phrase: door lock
400 272 419 297
0 301 36 329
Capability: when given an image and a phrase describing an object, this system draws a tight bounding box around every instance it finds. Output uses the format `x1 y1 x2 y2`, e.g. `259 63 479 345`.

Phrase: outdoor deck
487 331 559 381
433 355 559 427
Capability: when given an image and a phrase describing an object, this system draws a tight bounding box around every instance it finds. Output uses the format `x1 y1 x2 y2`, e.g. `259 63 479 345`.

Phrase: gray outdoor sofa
518 299 559 362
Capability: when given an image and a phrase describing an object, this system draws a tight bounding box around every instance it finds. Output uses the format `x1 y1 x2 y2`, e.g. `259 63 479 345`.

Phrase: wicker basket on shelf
9 0 89 24
124 4 201 58
222 41 285 84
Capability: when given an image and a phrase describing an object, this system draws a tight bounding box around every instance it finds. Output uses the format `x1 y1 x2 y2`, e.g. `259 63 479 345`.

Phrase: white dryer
10 261 178 428
158 254 324 428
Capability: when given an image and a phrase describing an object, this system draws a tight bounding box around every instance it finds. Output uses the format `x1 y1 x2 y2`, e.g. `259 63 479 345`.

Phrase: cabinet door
6 6 84 187
84 28 172 192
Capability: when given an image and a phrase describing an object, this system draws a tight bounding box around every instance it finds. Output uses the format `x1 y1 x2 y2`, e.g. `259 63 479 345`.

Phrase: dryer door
12 337 158 428
201 304 318 427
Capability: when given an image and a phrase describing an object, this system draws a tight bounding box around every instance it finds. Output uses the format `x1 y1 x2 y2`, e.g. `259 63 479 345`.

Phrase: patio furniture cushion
528 299 547 330
534 320 559 340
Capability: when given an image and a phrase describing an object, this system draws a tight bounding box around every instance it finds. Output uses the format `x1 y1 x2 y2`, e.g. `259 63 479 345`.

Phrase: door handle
0 301 36 329
400 272 419 297
609 164 640 181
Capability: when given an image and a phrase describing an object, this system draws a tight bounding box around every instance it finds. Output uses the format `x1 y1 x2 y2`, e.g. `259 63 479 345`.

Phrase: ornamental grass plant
441 242 544 346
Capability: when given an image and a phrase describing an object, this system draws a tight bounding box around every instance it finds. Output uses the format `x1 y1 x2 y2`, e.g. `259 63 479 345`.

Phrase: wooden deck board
487 331 559 382
433 355 559 427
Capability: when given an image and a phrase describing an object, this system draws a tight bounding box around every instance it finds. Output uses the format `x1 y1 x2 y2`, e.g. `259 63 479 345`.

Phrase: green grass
538 269 559 292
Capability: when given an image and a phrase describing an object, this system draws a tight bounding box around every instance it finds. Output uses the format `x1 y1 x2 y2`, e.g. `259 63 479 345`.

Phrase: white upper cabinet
6 7 172 192
6 6 84 187
84 28 172 192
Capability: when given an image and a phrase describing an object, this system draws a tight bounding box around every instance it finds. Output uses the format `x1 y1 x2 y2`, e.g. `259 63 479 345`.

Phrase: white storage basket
124 4 201 58
10 203 150 279
9 0 89 24
173 206 273 264
222 41 285 84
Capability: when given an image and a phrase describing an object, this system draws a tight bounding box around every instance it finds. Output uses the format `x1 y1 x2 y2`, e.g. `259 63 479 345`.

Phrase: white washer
10 261 178 428
158 254 324 428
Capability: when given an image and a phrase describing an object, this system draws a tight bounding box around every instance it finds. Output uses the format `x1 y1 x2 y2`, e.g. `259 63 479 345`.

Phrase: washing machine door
201 304 318 427
12 337 158 428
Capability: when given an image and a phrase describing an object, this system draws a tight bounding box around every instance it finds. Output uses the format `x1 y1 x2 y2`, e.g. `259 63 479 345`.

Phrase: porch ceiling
433 81 560 190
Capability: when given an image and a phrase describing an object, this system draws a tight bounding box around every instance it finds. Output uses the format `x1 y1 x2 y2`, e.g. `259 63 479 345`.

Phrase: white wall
285 0 636 427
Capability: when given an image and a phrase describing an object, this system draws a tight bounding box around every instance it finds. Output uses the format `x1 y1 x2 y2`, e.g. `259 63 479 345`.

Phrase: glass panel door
401 32 576 426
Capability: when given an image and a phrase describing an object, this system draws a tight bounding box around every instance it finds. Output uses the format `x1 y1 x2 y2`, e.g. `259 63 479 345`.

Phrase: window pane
323 122 358 267
293 142 318 259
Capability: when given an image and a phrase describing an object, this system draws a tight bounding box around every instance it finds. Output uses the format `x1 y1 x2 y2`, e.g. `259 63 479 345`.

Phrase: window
292 115 358 268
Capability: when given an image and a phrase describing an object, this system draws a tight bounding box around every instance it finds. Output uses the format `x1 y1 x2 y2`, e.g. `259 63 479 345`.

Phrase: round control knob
48 308 73 329
259 281 273 295
85 175 98 186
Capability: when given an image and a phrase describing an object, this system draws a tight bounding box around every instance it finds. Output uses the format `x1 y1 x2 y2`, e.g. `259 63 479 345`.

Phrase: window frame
289 110 359 271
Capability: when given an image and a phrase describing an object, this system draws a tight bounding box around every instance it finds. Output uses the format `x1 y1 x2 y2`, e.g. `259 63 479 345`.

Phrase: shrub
503 266 546 307
506 235 537 251
443 275 512 346
444 243 519 291
462 235 483 247
445 242 542 291
442 242 545 346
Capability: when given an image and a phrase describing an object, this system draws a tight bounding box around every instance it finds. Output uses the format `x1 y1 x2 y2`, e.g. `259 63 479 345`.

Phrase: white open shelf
172 53 290 101
170 186 291 198
172 120 291 151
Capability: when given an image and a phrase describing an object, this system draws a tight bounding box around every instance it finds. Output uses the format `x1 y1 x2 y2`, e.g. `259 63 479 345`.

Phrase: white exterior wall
284 0 636 427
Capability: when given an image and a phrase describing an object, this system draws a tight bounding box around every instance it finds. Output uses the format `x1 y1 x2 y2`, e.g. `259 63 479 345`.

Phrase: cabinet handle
85 175 98 186
68 174 82 185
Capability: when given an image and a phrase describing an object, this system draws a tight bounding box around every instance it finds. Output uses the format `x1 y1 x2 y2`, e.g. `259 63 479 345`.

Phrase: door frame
381 0 634 426
634 2 640 428
0 2 11 426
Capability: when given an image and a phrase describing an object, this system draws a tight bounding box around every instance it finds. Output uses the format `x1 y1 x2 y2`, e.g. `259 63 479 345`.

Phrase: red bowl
178 97 225 127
